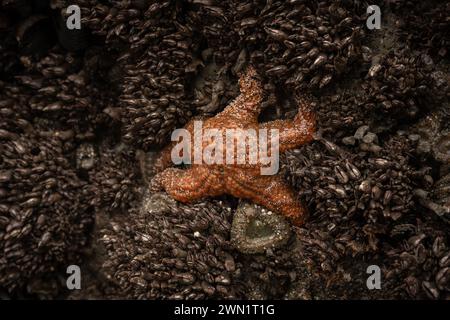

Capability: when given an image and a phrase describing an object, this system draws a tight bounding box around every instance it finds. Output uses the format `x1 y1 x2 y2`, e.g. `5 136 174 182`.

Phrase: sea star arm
226 173 307 226
220 66 263 119
261 96 316 152
153 117 204 173
152 166 222 203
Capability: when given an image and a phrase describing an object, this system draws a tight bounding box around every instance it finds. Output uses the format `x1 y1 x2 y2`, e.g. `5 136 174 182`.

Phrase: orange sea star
152 66 316 226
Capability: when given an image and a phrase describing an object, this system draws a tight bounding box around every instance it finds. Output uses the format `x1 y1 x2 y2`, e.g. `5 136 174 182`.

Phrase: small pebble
342 136 356 146
370 145 382 153
354 125 369 140
362 132 378 144
408 134 420 142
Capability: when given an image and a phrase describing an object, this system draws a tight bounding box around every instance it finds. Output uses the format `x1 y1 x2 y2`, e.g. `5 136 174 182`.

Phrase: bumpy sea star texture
1 0 449 300
153 67 316 226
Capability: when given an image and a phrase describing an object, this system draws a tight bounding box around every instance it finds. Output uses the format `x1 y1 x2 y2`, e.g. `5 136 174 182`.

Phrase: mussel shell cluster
388 0 450 60
57 0 370 150
0 131 94 296
363 50 448 121
98 193 299 299
0 0 449 300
